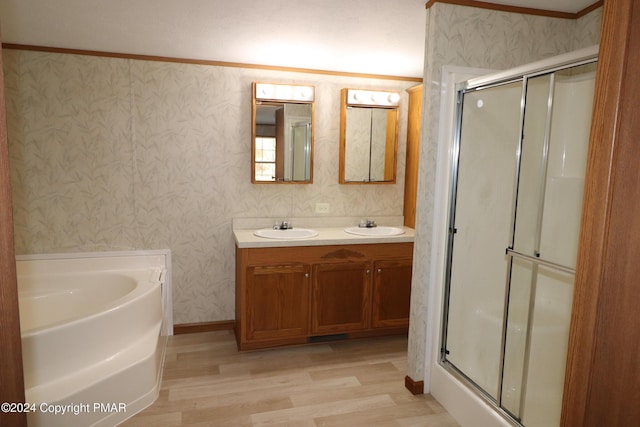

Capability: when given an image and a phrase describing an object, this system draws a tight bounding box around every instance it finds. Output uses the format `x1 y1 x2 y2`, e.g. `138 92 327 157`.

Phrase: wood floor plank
169 372 313 401
121 331 459 427
290 380 404 407
397 412 466 427
251 395 396 427
167 376 362 413
120 411 182 427
314 395 447 426
181 396 294 425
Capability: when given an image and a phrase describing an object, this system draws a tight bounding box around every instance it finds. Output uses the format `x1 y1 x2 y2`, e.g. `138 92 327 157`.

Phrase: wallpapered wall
3 50 415 324
407 4 603 383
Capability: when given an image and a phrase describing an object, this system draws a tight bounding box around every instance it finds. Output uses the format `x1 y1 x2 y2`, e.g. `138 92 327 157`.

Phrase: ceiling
0 0 428 77
0 0 599 78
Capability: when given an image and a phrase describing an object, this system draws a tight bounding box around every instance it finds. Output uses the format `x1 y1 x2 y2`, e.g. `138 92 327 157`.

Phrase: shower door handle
506 248 575 275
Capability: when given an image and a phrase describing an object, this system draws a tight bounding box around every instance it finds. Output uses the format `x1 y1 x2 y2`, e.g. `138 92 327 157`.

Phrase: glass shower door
443 80 523 399
502 63 596 426
441 60 596 426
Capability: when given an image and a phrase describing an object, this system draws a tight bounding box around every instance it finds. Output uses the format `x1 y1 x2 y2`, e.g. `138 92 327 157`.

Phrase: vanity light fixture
346 89 401 107
255 83 315 102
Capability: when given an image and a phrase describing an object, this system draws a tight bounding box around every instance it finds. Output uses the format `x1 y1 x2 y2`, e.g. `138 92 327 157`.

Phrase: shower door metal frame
438 46 598 427
290 121 312 181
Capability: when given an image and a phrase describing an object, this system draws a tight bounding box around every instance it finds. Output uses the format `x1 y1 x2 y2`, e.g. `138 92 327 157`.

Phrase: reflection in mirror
339 88 400 183
252 82 314 183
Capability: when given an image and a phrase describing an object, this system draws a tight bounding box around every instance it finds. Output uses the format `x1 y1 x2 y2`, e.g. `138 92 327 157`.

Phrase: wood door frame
562 0 640 425
0 42 27 426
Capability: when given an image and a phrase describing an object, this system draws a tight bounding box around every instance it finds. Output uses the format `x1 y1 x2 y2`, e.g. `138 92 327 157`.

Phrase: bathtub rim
19 270 160 337
15 249 173 336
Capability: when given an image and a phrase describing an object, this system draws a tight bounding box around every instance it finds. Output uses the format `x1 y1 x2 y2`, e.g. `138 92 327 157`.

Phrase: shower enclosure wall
439 50 597 426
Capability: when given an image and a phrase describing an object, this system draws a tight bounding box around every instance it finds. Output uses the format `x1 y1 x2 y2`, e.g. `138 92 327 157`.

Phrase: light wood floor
121 331 459 427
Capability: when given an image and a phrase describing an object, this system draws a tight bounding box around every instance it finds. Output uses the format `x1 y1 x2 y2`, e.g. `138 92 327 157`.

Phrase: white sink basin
343 226 405 236
253 228 319 240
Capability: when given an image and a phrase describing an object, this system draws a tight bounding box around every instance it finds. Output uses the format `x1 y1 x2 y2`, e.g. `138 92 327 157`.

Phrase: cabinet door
246 264 310 341
311 262 371 334
372 259 412 328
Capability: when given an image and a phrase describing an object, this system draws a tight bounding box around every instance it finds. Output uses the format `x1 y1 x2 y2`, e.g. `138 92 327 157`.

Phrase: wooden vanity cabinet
235 243 413 350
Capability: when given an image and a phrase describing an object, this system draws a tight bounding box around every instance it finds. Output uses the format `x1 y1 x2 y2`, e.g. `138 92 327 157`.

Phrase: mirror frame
251 82 315 184
339 88 400 184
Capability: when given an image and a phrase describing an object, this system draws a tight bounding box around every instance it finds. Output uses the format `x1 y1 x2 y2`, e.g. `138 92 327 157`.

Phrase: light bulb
259 84 273 99
299 87 312 100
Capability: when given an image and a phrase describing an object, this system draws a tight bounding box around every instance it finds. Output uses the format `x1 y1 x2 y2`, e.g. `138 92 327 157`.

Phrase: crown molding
425 0 603 19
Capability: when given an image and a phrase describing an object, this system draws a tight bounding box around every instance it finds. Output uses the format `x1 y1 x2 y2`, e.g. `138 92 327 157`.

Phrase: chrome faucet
274 220 292 230
359 219 377 228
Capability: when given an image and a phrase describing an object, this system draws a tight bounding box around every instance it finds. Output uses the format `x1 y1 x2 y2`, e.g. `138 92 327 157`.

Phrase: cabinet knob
366 269 370 274
377 268 382 273
304 273 310 278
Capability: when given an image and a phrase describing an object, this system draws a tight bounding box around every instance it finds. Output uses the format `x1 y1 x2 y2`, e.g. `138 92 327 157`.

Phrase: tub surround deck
16 250 173 336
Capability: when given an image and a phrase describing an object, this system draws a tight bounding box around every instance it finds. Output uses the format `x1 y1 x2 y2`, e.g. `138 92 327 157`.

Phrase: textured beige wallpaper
3 49 415 324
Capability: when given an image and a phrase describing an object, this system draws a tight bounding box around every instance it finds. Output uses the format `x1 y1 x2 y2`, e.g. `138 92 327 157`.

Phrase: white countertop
234 226 415 248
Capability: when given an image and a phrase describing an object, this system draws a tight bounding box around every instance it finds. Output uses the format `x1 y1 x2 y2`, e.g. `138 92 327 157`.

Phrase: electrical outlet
315 203 330 214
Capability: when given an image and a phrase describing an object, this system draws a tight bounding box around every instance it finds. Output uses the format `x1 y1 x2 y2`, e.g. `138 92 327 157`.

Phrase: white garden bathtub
16 250 172 427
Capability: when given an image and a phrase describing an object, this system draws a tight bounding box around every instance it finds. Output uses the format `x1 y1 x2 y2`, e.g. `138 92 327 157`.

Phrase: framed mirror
339 88 400 184
252 82 315 183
